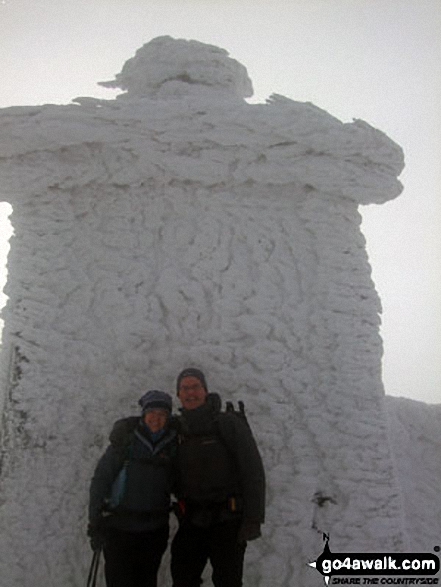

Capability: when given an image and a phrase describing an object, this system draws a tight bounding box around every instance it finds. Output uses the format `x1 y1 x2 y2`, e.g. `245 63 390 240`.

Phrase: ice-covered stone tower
0 37 406 586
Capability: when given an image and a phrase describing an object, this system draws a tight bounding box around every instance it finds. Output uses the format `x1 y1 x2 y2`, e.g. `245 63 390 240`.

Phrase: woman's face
143 408 169 433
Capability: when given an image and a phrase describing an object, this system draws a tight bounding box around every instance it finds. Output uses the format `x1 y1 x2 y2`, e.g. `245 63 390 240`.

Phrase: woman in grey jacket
88 390 177 587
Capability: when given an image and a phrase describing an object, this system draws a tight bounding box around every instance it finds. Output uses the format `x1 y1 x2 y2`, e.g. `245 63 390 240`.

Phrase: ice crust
0 37 435 587
385 397 441 552
99 35 254 99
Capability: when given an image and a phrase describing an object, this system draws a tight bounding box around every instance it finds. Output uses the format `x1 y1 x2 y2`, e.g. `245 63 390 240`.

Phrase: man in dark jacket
88 390 177 587
171 368 265 587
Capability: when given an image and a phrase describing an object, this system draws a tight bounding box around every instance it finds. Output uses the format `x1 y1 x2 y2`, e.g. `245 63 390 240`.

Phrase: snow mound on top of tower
99 36 254 99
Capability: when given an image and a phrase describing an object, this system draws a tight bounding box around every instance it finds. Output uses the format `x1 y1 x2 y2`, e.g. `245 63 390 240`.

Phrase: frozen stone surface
0 36 433 587
99 35 254 99
385 396 441 552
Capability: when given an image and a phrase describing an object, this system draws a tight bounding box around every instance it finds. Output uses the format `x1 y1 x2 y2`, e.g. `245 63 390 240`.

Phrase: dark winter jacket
89 421 177 532
176 394 265 525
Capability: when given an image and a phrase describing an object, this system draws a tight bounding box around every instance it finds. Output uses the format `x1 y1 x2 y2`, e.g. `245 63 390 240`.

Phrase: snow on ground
0 37 437 587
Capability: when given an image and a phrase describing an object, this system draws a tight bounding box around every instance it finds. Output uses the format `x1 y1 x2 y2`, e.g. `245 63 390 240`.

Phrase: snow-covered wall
0 37 412 586
385 396 441 552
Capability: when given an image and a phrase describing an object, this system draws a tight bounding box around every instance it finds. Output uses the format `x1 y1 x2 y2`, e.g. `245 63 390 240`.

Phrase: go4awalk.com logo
308 535 440 586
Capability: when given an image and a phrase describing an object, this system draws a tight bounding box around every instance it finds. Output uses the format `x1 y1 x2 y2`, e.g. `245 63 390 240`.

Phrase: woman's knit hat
138 390 172 415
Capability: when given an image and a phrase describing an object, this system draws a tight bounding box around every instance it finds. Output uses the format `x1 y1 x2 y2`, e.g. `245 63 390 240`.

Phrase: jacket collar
179 393 222 435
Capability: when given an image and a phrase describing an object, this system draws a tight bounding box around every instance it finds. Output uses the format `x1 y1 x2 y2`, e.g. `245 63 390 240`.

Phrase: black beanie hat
176 368 208 395
138 390 172 415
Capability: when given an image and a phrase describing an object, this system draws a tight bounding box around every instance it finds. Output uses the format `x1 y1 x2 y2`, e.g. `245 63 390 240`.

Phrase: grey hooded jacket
89 421 177 532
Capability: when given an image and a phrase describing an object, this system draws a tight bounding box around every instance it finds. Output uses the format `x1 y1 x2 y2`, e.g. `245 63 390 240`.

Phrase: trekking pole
86 546 102 587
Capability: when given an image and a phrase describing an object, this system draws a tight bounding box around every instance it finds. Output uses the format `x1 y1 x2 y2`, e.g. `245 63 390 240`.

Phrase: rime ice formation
99 36 254 99
385 397 441 552
0 36 429 587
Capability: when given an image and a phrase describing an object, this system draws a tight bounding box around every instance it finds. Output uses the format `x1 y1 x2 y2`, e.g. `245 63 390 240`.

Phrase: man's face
178 376 207 410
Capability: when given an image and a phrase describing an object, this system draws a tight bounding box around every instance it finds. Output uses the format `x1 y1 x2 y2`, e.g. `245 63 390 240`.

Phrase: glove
87 518 106 551
237 520 261 544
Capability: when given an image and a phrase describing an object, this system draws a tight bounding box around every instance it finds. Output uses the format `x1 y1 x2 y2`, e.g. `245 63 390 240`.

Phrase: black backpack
225 400 249 429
